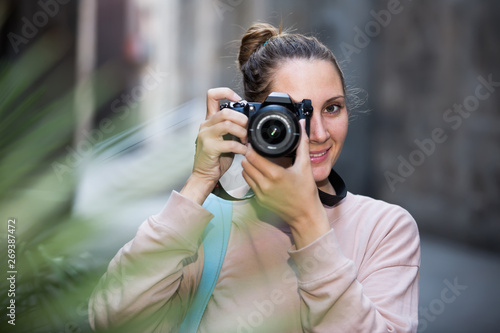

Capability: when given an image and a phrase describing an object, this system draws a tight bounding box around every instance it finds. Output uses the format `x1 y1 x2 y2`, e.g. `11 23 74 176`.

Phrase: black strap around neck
318 169 347 207
212 168 347 206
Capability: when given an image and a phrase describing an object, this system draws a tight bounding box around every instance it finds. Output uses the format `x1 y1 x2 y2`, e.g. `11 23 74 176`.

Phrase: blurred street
419 234 500 333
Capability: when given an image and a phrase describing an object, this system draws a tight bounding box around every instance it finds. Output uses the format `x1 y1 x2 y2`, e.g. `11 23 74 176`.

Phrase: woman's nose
308 113 330 143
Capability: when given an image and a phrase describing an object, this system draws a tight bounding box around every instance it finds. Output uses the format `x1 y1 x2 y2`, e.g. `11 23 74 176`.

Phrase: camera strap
212 168 347 206
318 168 347 207
212 181 255 201
179 193 232 333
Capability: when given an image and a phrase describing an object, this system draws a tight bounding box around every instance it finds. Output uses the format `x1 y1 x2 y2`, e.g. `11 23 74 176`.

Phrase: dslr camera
220 92 313 157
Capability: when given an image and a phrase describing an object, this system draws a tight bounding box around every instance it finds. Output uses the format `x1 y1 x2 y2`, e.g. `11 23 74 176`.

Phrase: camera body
220 92 313 157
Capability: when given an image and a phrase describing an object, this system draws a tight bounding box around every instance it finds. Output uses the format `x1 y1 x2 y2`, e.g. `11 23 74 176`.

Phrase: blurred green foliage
0 34 122 332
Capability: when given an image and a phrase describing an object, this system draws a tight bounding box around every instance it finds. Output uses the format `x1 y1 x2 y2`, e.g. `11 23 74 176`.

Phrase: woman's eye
324 104 340 114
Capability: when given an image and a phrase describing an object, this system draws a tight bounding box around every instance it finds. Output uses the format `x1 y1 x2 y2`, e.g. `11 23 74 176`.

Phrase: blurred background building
1 0 499 332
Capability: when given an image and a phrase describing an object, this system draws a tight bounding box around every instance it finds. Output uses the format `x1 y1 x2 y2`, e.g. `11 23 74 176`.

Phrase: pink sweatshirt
89 191 420 332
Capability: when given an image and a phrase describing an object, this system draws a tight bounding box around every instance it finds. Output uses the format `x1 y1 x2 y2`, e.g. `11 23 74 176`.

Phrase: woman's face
270 59 348 193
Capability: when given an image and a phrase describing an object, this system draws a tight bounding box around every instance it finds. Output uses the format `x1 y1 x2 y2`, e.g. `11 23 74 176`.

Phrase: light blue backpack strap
179 193 233 333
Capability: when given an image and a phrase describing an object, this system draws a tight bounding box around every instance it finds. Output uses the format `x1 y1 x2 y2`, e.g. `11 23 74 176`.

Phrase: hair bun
238 23 279 70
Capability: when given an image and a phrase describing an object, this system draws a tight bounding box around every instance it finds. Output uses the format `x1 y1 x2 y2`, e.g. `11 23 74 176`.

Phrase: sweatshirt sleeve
88 191 213 332
288 205 420 333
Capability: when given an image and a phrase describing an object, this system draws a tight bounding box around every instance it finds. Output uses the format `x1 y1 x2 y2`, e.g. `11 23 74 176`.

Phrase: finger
197 135 247 161
200 115 248 145
241 155 263 193
242 168 259 194
241 151 259 178
206 87 242 118
204 108 248 129
210 120 247 143
217 140 248 156
245 145 286 179
244 145 272 173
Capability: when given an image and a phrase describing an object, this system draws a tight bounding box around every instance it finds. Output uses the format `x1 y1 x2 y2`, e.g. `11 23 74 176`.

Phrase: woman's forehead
271 59 344 102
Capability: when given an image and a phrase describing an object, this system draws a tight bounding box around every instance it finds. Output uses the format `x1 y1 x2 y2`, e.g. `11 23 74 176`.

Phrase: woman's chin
312 166 331 184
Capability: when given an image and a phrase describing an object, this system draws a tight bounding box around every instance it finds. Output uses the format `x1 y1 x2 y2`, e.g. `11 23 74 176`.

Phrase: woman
89 23 420 332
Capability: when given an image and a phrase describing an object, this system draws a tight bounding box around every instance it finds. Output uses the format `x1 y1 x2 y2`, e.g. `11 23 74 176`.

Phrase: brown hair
237 22 347 103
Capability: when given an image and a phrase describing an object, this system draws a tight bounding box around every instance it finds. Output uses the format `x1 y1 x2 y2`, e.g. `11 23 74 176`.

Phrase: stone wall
369 0 500 251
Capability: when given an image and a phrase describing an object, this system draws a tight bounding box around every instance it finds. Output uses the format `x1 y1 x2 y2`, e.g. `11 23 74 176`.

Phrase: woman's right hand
181 88 248 205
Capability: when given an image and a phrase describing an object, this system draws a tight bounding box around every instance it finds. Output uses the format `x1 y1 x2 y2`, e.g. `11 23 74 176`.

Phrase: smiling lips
310 151 327 157
309 148 330 163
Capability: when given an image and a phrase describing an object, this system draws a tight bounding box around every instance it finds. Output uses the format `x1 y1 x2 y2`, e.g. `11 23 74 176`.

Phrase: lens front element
262 118 287 145
249 105 300 157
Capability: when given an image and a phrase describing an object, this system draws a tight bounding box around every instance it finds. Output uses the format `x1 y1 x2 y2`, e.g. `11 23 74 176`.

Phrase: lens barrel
249 105 300 157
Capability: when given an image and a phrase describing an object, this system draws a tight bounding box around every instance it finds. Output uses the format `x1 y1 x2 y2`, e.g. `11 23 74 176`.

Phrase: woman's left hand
241 121 331 249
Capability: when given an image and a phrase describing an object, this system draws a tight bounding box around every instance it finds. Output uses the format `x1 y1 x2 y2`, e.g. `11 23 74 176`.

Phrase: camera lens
262 119 286 145
248 105 300 157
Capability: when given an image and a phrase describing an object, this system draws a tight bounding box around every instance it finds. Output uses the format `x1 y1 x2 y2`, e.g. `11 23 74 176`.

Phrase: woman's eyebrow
289 95 344 103
321 95 345 108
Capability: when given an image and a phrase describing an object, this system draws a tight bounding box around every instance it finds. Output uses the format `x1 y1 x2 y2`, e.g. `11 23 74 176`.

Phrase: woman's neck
317 179 335 195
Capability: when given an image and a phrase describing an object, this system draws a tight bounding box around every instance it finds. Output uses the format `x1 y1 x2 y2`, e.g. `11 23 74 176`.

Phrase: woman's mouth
309 148 330 163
